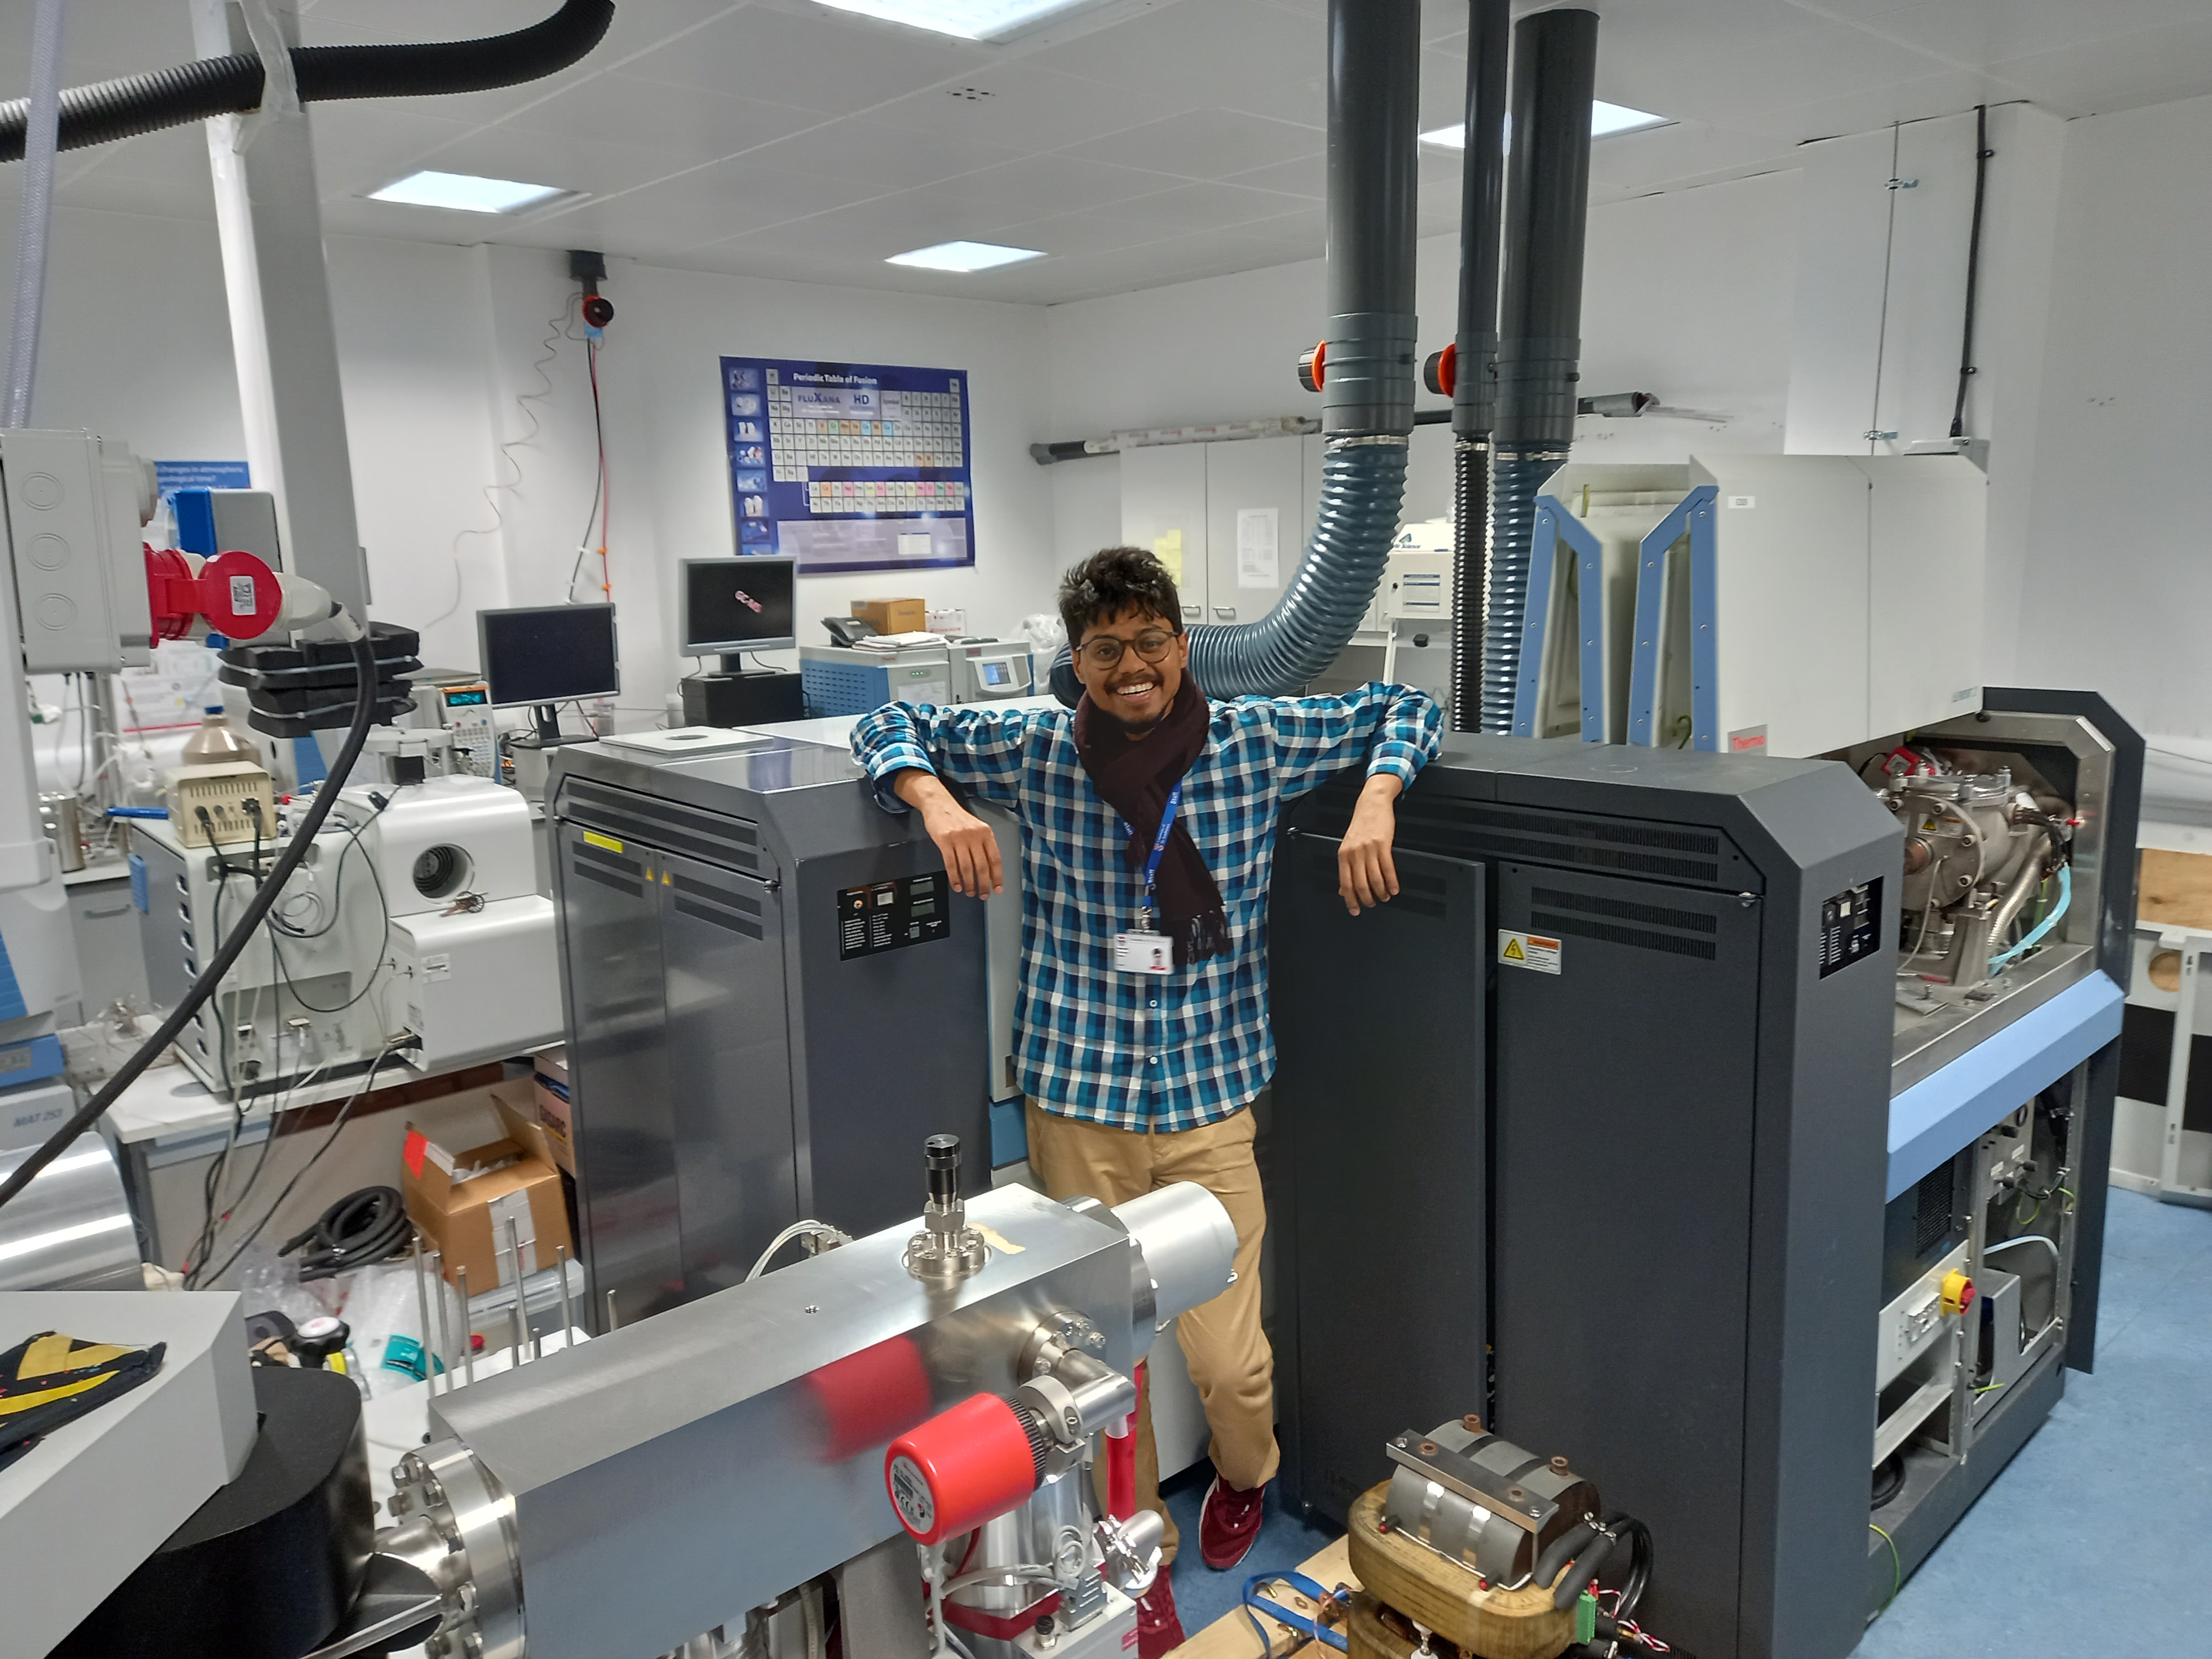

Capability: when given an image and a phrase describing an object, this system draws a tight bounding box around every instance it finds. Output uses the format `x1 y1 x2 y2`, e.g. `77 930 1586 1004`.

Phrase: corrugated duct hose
1056 0 1422 706
0 0 614 163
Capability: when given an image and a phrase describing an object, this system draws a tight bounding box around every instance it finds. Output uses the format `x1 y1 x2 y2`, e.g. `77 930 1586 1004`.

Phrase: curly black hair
1058 546 1183 643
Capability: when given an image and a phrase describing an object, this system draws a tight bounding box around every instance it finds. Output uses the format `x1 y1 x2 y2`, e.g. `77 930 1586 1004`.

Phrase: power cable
0 630 382 1216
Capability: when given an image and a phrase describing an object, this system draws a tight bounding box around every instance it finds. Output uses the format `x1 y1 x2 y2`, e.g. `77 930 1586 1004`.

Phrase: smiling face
1073 607 1187 732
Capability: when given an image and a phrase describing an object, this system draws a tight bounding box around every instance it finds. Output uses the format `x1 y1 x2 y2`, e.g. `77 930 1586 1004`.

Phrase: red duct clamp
1297 341 1327 393
1424 342 1458 398
145 546 284 641
885 1393 1043 1545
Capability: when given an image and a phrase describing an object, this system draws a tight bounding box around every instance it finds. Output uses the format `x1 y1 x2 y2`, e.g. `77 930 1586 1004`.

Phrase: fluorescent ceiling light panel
1419 101 1671 148
369 170 572 213
888 240 1045 272
808 0 1106 41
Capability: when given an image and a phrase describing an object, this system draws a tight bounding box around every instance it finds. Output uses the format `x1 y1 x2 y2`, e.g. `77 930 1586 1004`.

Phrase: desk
107 1053 507 1277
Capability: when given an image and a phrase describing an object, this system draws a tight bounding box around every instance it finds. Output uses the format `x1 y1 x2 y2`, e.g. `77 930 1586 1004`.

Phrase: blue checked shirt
852 685 1442 1133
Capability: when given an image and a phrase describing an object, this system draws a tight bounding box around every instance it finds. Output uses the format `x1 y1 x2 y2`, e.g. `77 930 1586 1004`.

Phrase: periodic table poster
721 356 976 576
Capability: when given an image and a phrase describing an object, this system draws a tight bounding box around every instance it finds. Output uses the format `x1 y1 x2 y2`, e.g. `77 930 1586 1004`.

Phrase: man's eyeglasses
1077 630 1177 670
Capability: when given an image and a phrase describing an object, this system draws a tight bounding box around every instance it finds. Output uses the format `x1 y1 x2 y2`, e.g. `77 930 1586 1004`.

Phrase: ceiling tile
612 159 890 223
618 4 993 115
717 187 1037 260
1078 179 1318 238
1223 75 1327 129
1985 17 2212 114
1218 152 1325 199
400 126 697 201
494 72 826 158
928 153 1189 215
1027 0 1322 104
863 62 1197 148
1584 120 1794 193
1647 19 1961 122
1058 109 1324 180
738 117 1029 190
1794 0 2212 67
306 106 488 196
1725 67 2023 143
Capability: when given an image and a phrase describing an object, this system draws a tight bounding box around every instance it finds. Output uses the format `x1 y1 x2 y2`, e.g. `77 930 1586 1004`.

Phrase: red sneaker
1199 1476 1267 1570
1136 1574 1186 1657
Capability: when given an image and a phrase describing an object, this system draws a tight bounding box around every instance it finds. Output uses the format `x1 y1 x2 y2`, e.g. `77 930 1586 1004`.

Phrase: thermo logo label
1498 931 1562 974
1728 725 1769 754
1726 494 1756 509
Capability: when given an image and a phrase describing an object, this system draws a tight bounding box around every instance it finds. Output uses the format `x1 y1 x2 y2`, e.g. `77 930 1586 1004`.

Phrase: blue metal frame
1887 971 2123 1199
1625 485 1718 748
1514 499 1608 739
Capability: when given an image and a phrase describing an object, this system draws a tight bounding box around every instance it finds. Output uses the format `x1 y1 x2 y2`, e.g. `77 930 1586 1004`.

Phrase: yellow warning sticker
582 831 624 853
1498 930 1562 974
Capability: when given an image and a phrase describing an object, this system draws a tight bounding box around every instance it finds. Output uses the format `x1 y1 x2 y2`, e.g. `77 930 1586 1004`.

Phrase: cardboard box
532 1049 574 1175
852 597 926 636
401 1110 572 1290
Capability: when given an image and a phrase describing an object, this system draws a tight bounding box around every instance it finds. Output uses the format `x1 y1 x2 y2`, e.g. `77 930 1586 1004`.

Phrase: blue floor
1856 1186 2212 1657
1161 1189 2212 1652
1164 1462 1340 1636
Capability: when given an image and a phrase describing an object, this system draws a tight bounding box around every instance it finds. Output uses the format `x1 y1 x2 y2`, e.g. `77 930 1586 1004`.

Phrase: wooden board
2139 847 2212 931
1171 1535 1357 1658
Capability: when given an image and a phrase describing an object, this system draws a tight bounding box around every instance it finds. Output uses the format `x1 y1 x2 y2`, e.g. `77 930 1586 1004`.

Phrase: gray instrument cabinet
548 740 987 1327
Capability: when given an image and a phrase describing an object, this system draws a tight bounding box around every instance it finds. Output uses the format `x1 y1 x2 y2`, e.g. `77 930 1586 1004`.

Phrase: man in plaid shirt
854 546 1440 1652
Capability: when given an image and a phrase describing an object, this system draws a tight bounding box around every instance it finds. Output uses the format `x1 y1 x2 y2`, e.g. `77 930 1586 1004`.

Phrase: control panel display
839 873 951 960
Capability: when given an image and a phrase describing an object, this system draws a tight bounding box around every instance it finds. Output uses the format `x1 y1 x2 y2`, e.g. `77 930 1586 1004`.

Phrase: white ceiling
9 0 2212 306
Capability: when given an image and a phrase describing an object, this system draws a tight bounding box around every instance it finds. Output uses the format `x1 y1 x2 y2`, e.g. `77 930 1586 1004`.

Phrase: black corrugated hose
0 0 613 164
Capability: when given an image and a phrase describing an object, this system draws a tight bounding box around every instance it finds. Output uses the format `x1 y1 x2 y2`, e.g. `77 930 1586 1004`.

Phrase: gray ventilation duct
1482 8 1597 733
1447 0 1511 733
1181 0 1421 700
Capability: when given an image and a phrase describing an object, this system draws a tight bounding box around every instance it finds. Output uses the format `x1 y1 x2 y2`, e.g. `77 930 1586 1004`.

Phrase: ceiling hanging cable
1950 104 1992 440
2 0 67 427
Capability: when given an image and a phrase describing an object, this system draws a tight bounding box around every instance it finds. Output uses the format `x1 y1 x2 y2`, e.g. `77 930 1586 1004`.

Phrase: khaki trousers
1024 1100 1279 1564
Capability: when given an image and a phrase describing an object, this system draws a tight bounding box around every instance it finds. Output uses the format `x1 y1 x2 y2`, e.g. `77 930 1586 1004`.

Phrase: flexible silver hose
3 0 67 426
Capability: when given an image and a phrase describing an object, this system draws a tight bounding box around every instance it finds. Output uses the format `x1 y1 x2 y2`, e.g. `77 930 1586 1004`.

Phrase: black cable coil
0 0 614 164
281 1185 413 1281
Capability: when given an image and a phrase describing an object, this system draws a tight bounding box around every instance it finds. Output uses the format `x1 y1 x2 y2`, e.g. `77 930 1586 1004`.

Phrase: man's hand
894 769 1003 898
1338 774 1403 915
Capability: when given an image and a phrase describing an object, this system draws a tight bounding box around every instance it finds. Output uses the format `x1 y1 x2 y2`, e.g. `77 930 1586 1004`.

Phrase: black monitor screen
479 604 620 707
681 557 796 653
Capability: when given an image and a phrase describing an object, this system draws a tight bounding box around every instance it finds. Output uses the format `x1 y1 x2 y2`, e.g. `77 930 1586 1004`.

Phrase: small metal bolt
1506 1485 1526 1501
1418 1440 1439 1455
804 1305 820 1314
1550 1456 1569 1473
1395 1436 1411 1447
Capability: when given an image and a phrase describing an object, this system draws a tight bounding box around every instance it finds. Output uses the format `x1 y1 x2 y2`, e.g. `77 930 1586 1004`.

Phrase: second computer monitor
681 556 796 655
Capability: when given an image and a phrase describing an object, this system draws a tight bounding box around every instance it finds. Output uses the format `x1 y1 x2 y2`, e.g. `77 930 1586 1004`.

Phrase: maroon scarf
1072 672 1229 967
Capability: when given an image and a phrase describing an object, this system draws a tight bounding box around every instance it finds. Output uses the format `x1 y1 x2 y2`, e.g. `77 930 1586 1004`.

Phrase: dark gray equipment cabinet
1272 735 1901 1659
548 739 987 1327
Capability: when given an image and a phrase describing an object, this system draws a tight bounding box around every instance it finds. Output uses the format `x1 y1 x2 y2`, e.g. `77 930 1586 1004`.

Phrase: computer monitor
479 603 620 740
680 556 796 657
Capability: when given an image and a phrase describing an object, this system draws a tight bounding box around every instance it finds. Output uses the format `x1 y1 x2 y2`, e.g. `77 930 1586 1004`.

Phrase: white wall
1043 167 1804 564
10 204 1057 722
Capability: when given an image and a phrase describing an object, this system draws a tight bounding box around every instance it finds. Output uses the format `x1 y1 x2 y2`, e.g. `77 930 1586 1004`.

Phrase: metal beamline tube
1185 0 1420 699
1484 8 1598 733
1452 1 1510 733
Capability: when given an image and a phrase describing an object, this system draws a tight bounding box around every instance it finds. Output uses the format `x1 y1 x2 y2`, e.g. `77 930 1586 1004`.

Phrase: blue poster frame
720 355 976 576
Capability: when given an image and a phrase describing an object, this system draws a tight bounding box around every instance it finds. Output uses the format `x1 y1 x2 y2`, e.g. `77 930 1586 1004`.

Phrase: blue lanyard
1136 782 1181 922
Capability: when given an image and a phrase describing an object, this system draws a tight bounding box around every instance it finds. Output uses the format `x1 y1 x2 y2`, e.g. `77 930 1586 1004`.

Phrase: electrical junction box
1 429 158 672
164 761 275 848
173 487 281 567
1383 550 1451 622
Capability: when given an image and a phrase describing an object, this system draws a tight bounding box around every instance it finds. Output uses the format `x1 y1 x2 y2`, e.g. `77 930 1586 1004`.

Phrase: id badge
1114 931 1173 975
